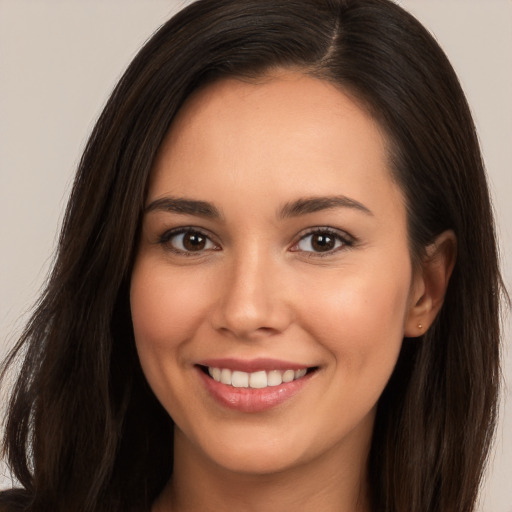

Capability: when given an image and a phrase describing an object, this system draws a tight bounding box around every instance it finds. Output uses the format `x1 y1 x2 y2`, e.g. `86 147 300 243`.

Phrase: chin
195 424 333 477
210 447 307 476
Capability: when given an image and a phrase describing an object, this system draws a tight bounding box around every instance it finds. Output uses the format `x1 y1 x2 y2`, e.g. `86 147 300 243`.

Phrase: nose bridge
214 243 290 337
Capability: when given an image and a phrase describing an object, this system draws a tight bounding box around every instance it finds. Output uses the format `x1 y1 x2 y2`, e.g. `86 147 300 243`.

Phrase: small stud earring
418 323 423 329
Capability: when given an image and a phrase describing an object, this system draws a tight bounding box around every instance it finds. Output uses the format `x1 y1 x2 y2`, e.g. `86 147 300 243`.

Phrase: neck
153 426 372 512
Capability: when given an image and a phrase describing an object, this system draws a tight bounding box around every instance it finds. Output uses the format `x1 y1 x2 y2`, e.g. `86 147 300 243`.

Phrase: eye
290 228 351 254
159 228 218 254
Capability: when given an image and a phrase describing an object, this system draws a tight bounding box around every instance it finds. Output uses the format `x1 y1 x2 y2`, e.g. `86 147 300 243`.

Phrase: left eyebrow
144 197 222 219
279 195 373 218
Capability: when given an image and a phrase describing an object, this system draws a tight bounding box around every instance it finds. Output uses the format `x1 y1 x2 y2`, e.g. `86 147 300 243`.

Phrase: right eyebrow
279 195 373 218
144 196 222 219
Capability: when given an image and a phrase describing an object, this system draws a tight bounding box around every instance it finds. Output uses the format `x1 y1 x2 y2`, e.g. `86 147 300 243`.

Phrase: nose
211 250 293 340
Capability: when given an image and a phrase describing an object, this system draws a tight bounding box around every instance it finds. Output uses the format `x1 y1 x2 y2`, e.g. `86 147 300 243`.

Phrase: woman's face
131 72 423 476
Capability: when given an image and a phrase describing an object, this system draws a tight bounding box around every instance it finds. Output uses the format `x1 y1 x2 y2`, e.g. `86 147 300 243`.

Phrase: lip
197 357 309 373
196 359 316 413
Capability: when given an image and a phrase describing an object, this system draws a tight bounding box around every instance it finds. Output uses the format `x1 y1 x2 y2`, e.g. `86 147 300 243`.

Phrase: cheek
130 262 215 418
130 264 211 352
301 264 411 372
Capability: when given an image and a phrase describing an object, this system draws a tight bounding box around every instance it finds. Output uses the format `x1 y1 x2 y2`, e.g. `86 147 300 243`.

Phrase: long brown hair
1 1 504 511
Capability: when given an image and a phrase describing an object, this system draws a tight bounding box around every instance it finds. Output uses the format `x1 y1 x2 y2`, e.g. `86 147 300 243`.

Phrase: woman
0 0 505 511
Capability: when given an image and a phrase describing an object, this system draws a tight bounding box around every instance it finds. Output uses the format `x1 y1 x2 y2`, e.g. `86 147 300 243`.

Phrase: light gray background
0 1 510 510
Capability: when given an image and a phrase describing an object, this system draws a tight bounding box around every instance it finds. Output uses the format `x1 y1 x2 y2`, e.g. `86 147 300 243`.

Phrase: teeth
267 370 283 387
249 370 267 389
220 368 232 385
212 367 221 381
295 368 307 379
207 366 309 388
282 369 295 383
232 370 249 388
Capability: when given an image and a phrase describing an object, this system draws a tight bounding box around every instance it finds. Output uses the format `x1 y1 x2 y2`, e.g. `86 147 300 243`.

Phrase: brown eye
161 229 217 253
292 229 349 254
182 231 207 251
310 233 336 252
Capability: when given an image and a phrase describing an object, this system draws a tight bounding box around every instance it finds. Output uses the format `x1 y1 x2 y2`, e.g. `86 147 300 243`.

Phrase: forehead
149 71 402 217
165 71 386 153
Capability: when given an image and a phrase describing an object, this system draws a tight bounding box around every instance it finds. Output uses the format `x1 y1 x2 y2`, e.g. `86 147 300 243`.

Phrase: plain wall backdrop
0 1 511 510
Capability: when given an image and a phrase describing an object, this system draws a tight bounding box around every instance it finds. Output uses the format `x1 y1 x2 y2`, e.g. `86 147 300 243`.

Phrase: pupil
312 234 335 252
183 232 206 251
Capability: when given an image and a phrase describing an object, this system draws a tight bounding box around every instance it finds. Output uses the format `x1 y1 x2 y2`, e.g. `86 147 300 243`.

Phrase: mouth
199 365 316 389
196 361 318 412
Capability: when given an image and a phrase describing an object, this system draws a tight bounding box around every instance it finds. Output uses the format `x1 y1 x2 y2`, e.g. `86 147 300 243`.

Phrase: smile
207 367 308 389
197 360 318 412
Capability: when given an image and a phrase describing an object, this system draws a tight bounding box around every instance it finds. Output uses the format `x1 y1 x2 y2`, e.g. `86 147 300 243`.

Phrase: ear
404 230 457 337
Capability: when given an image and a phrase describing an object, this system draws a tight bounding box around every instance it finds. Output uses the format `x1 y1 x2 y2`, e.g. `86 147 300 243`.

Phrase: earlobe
404 230 457 337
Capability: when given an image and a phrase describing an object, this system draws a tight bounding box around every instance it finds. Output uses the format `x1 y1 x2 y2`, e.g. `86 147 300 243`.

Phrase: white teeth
295 368 307 379
207 366 309 388
267 370 283 387
282 369 295 383
212 367 221 381
249 370 267 389
220 368 232 385
232 370 249 388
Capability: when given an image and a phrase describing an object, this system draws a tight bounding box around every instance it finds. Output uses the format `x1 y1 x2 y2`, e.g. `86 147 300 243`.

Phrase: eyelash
157 226 354 256
289 227 354 257
157 227 219 256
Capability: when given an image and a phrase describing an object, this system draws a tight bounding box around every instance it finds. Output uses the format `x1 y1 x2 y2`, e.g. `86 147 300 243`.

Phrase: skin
130 71 454 512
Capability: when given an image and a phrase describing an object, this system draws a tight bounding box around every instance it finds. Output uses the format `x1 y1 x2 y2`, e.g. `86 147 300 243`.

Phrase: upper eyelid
155 228 221 259
294 226 354 242
289 227 355 254
157 226 220 247
158 225 215 238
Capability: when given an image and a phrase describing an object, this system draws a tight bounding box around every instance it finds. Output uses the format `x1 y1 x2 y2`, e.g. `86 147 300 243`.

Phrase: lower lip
197 368 313 413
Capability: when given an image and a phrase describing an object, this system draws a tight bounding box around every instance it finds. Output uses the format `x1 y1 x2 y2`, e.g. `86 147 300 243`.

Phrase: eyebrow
144 197 222 219
279 195 373 218
144 194 372 220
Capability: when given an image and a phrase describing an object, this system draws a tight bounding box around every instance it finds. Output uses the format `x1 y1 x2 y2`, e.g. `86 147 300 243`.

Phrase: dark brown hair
1 1 504 511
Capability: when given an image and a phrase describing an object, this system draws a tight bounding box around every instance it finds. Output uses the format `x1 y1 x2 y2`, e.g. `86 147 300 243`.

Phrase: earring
418 322 423 330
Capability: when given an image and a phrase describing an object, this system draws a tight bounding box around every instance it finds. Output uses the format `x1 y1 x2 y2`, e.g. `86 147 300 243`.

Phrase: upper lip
197 358 313 373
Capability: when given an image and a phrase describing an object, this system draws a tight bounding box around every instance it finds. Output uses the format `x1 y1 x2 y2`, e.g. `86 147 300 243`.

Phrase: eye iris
312 233 335 252
183 232 206 251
